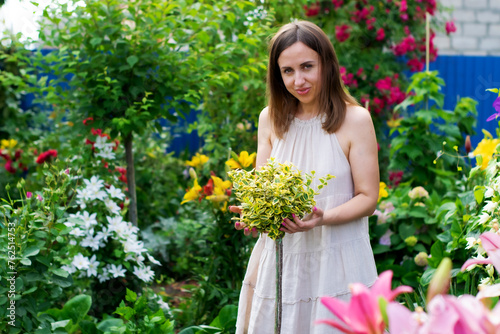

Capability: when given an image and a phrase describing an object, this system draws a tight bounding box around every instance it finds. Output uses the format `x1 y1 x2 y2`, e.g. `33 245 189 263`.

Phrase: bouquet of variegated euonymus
228 157 334 240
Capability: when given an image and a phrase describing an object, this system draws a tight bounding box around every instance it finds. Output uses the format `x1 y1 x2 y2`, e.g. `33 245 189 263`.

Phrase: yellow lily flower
225 158 241 169
225 151 257 169
387 117 403 128
186 153 209 168
1 139 17 150
378 182 389 202
211 175 232 191
181 179 202 204
473 137 500 170
238 151 256 168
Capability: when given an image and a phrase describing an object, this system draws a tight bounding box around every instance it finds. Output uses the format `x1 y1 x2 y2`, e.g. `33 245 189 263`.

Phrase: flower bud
404 236 418 247
414 252 428 267
189 167 197 180
427 257 452 303
26 191 33 199
465 135 472 154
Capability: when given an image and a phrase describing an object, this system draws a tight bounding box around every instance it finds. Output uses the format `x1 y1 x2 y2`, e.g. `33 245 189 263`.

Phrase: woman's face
277 41 321 109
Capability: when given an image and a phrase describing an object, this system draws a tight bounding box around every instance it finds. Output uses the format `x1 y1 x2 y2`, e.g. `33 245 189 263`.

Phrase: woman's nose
294 72 305 86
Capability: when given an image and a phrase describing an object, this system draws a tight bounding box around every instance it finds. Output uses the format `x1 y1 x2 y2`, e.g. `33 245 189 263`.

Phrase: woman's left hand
280 207 325 234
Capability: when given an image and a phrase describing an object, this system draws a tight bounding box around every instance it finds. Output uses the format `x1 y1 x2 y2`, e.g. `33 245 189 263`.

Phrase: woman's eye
283 69 292 74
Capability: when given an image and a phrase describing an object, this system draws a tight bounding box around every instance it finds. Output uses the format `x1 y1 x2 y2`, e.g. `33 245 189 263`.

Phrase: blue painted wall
429 56 500 147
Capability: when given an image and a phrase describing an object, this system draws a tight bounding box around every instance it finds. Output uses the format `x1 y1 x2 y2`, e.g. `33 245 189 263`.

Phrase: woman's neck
295 104 320 120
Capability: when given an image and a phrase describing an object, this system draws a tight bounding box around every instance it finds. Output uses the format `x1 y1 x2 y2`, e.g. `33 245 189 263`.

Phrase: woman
230 20 379 334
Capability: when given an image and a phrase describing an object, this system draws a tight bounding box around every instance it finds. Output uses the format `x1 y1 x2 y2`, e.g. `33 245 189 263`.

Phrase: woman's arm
255 107 274 169
282 106 379 232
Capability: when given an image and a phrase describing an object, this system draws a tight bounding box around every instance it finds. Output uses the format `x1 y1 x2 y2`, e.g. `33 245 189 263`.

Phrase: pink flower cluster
316 232 500 334
0 149 25 174
339 67 357 88
304 1 320 17
335 24 351 42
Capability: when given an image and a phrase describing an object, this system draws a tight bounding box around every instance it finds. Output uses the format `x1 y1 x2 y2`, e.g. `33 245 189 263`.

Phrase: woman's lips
296 88 311 95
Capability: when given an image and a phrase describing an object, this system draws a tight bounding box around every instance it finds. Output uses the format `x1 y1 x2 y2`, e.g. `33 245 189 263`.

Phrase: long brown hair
267 20 359 138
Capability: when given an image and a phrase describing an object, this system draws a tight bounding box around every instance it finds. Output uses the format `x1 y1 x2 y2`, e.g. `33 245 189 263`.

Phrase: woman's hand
280 207 324 234
229 205 259 238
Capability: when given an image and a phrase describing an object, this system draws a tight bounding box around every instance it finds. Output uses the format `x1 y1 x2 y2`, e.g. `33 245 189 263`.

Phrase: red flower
331 0 343 9
340 67 357 87
399 0 408 12
203 179 214 196
425 0 437 15
389 171 404 187
445 21 456 35
0 150 9 160
85 138 95 150
375 77 393 91
83 117 94 126
372 97 385 114
116 167 128 184
366 17 376 30
407 57 424 72
304 2 320 17
335 25 351 42
376 28 385 41
392 35 416 56
91 128 111 139
36 149 58 164
5 160 16 174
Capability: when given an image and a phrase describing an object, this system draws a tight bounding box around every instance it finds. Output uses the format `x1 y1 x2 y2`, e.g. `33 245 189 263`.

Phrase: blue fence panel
429 55 500 147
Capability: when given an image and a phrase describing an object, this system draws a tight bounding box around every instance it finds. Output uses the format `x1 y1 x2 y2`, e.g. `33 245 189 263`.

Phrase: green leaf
90 37 102 47
125 288 137 303
61 294 92 324
420 268 436 286
23 246 40 258
52 268 70 278
51 320 71 330
126 55 139 68
96 318 125 332
474 186 484 204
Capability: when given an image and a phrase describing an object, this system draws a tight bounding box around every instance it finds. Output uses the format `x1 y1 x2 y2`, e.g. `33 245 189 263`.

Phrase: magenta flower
26 192 33 199
462 232 500 272
335 24 351 42
36 194 43 201
445 21 457 35
316 271 412 334
486 97 500 122
376 28 385 41
407 57 424 72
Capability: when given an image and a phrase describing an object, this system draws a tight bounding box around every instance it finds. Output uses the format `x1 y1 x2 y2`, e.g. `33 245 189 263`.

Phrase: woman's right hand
229 205 259 238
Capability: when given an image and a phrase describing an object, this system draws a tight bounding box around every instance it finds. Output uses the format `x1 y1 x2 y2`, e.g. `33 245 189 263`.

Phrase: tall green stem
275 238 283 334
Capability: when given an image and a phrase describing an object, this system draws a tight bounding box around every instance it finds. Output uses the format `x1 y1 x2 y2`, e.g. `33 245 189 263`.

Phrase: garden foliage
2 0 498 332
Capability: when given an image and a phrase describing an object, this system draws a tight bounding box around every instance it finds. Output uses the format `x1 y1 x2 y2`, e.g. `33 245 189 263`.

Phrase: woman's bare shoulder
343 104 374 130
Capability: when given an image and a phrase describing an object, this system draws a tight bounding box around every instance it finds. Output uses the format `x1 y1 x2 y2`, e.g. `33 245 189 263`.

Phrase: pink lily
461 232 500 273
316 270 413 334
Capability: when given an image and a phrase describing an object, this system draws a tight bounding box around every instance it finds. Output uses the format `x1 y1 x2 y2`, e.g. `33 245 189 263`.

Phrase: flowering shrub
389 70 477 190
302 0 452 121
370 182 445 289
61 129 160 287
0 167 76 332
176 151 259 325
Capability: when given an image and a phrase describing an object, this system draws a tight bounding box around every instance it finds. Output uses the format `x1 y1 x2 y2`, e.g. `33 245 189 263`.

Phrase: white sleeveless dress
235 111 379 334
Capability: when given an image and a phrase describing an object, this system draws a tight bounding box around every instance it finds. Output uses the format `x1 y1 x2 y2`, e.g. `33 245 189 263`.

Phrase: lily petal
461 258 492 271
